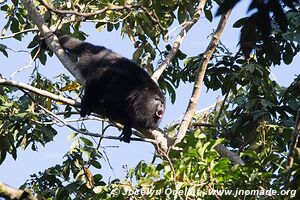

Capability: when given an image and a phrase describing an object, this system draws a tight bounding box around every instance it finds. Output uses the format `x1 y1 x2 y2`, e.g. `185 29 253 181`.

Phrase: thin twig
0 77 79 107
10 44 41 79
214 89 231 124
151 0 207 82
0 28 38 40
38 104 155 143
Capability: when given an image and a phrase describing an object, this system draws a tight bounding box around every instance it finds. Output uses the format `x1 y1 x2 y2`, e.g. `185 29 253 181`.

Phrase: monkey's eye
154 96 161 101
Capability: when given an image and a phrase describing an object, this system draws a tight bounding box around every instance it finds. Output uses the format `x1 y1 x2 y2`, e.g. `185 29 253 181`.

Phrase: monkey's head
145 94 165 128
129 85 165 132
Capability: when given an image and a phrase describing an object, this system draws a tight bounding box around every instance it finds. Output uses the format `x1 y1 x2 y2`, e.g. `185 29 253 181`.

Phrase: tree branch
0 77 79 107
20 0 85 84
174 9 233 146
0 28 39 40
38 104 156 143
151 0 207 81
214 144 244 165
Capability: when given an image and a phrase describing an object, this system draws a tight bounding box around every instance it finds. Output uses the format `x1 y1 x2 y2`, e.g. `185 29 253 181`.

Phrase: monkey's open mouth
156 110 164 118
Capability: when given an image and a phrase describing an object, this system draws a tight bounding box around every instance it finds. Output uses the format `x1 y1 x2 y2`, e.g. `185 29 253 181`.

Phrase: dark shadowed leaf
240 15 258 57
257 6 271 40
269 0 288 31
233 17 248 28
283 43 294 64
216 0 241 16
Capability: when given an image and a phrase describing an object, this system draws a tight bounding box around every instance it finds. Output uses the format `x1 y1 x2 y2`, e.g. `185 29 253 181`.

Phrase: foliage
0 0 300 199
217 0 300 57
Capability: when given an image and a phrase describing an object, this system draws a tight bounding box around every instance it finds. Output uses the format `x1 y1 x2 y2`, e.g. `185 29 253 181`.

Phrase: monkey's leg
119 124 132 143
80 86 93 117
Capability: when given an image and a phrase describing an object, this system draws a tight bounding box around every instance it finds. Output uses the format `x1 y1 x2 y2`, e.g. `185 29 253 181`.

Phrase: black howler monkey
56 32 165 143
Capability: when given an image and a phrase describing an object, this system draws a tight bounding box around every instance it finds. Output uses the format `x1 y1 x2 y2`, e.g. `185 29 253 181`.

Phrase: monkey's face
151 96 165 125
130 92 165 130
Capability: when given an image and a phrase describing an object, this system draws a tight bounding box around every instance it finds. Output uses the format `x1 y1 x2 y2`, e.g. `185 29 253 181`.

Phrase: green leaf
80 137 93 146
164 81 176 103
41 126 55 141
145 43 156 60
114 22 120 30
15 112 27 118
62 165 70 179
1 4 9 11
216 0 241 16
132 45 143 62
93 186 103 194
283 43 293 64
107 23 114 32
27 38 38 48
204 9 213 22
0 44 8 57
233 17 248 28
67 132 78 140
10 18 20 33
38 51 47 65
90 160 102 169
162 0 174 7
0 150 7 165
81 147 92 160
95 22 105 32
177 6 187 24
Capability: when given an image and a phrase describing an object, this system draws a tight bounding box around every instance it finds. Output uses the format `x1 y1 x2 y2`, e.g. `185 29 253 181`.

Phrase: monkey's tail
55 32 84 55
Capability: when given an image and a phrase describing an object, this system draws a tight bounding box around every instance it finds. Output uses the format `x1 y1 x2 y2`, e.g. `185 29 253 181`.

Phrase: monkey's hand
119 124 132 143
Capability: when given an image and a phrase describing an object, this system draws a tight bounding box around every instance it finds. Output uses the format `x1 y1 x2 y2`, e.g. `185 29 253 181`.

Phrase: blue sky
0 1 299 187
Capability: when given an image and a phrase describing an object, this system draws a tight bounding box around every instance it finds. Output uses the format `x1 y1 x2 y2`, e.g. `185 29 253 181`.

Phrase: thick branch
214 144 244 165
20 0 85 84
174 9 233 146
151 0 207 81
0 77 79 107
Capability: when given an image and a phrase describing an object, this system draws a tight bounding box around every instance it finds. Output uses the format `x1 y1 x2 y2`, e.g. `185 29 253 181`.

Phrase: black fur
56 33 165 143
